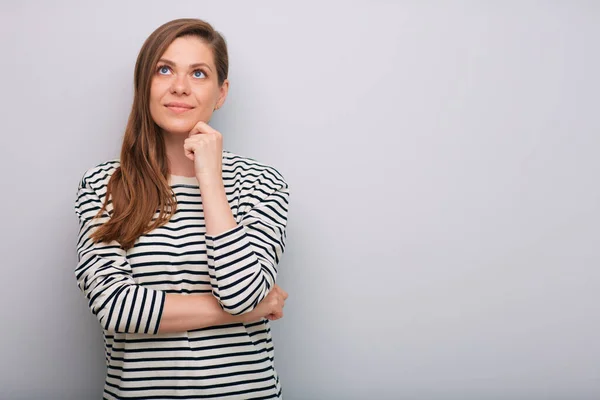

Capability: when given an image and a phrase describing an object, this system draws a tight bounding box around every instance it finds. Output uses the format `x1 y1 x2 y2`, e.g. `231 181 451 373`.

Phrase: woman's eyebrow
158 58 213 72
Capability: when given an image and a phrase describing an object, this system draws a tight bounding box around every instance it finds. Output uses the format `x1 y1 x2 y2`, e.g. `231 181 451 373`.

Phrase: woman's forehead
160 36 215 67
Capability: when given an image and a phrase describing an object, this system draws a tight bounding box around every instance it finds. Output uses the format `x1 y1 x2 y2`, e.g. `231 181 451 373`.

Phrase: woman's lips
167 106 193 114
165 103 194 114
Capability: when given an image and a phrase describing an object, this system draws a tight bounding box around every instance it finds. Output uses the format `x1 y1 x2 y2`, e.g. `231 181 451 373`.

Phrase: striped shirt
74 151 290 399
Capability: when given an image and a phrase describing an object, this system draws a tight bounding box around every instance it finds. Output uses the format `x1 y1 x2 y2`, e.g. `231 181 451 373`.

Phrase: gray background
1 1 599 399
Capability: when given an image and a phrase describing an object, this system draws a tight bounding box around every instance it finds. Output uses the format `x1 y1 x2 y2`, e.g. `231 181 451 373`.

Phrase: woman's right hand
241 285 288 323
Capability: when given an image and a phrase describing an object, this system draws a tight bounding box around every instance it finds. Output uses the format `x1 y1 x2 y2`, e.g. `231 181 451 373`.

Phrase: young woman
74 18 290 399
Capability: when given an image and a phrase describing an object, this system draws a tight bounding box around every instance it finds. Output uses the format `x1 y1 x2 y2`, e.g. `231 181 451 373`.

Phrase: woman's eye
158 66 171 75
193 70 206 79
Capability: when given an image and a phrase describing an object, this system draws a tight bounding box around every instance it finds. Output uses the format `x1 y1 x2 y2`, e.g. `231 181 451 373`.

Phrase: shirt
74 151 290 399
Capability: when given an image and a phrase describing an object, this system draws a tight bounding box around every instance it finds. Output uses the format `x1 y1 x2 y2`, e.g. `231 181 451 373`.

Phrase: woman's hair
91 18 229 250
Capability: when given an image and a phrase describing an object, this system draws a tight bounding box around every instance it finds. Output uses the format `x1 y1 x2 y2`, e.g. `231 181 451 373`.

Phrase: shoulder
74 159 120 216
223 151 288 190
78 159 121 192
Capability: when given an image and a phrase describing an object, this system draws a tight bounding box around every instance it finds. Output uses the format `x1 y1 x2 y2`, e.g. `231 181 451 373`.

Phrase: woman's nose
170 74 190 95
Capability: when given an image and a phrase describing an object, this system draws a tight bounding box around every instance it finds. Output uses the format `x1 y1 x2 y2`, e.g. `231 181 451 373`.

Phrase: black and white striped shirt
74 151 290 399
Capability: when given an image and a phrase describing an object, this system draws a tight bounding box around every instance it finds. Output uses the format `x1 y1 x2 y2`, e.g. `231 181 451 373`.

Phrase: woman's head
92 18 229 249
135 18 229 136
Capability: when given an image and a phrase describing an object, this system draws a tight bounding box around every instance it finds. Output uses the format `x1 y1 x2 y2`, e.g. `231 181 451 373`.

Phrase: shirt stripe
74 151 289 399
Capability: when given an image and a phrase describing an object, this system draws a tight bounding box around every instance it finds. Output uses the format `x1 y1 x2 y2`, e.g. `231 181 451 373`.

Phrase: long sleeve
74 173 165 334
206 169 289 315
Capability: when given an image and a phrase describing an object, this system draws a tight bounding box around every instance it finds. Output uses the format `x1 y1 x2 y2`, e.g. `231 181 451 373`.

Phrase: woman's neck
163 130 196 177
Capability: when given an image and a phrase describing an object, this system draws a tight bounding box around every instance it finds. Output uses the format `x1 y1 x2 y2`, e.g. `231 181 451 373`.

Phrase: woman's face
149 35 228 136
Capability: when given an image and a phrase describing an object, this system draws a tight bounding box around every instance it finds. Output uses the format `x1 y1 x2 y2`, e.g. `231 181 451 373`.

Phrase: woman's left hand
184 121 223 180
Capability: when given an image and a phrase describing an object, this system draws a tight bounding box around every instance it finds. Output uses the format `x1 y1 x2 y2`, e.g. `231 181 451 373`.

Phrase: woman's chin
159 123 196 136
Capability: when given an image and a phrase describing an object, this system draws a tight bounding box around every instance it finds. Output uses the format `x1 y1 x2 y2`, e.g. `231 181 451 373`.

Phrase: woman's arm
159 284 288 333
75 170 284 335
158 293 241 333
184 122 290 316
202 176 289 315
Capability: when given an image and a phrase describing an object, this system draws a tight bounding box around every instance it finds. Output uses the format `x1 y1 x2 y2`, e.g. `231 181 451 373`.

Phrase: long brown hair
91 18 229 250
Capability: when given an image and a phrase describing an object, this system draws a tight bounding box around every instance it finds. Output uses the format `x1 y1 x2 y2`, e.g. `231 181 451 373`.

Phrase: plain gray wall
1 1 598 399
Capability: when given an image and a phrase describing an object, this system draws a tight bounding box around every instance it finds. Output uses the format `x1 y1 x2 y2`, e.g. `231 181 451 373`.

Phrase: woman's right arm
160 285 287 333
74 173 284 335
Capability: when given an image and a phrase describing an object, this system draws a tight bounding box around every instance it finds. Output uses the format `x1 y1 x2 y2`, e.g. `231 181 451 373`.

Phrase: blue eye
193 70 206 79
158 66 171 75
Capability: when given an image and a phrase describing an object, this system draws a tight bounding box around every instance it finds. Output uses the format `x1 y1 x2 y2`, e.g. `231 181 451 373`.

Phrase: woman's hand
184 121 223 181
185 121 236 235
241 285 289 323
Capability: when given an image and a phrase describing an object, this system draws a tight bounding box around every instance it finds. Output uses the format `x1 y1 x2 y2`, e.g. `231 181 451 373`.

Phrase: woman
74 18 290 399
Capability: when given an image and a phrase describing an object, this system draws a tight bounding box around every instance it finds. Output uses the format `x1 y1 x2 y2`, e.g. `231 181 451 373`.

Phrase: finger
183 143 196 160
274 285 284 296
274 287 287 300
184 138 206 153
274 285 287 299
183 143 195 158
270 311 282 320
189 121 219 137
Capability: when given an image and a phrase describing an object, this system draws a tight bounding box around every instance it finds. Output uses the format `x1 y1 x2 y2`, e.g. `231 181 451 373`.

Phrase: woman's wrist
196 171 223 187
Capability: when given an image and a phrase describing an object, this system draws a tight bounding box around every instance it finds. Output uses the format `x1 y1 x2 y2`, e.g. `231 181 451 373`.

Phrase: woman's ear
215 79 230 110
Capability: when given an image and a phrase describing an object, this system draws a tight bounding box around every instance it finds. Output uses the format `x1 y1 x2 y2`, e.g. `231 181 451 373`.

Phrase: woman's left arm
201 174 289 315
185 122 290 316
